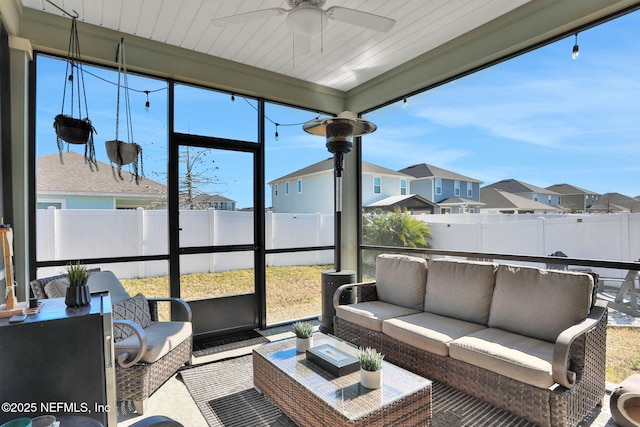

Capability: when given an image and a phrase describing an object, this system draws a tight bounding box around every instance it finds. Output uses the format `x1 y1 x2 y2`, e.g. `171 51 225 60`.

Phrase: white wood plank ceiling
20 0 532 92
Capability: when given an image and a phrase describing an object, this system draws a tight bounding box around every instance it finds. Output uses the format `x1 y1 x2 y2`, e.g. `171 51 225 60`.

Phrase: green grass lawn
120 265 640 384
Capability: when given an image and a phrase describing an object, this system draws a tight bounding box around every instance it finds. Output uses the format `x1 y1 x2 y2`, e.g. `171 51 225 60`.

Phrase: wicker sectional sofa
333 254 607 427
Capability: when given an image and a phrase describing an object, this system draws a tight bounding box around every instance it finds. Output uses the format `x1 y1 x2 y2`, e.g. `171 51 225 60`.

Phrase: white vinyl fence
36 208 334 278
37 207 639 280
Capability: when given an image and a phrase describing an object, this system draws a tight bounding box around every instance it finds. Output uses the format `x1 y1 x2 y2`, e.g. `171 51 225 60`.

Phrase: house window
374 177 381 194
297 179 302 193
400 180 407 195
285 182 290 195
274 184 279 196
454 181 460 197
435 179 442 195
467 185 473 198
533 193 538 202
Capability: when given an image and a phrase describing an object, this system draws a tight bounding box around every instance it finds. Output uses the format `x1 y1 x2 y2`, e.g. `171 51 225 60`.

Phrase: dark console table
0 293 116 426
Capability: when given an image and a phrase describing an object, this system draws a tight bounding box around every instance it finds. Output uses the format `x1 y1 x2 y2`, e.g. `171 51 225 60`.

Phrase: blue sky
37 9 640 209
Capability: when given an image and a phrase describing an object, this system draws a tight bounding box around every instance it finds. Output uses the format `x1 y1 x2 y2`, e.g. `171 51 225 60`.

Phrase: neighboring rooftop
269 158 412 183
37 152 166 196
399 163 482 183
483 178 561 195
480 188 562 213
546 183 600 196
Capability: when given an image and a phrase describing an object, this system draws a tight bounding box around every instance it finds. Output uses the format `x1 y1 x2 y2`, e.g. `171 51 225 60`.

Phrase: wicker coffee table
253 333 432 426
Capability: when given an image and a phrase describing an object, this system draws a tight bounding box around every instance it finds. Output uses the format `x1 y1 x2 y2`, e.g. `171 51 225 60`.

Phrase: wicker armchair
30 270 192 415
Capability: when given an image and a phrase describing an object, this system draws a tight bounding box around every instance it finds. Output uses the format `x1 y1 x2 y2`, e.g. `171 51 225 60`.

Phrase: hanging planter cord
56 16 97 168
111 38 143 184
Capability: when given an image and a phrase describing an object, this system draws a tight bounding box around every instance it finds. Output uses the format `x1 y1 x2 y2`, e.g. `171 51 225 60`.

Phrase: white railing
37 208 640 280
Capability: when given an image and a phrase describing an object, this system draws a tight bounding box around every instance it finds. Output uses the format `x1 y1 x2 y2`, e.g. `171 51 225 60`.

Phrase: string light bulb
403 98 408 108
231 94 235 103
144 90 150 110
275 123 280 141
571 33 579 60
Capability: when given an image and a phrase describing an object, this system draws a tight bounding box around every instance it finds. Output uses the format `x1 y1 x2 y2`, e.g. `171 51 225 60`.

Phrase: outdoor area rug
192 330 269 358
180 354 615 427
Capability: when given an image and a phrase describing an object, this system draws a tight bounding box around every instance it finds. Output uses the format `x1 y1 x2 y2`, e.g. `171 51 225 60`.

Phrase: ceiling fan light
286 5 327 35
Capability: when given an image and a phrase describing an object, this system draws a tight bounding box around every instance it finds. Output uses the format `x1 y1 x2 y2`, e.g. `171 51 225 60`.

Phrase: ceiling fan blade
212 8 287 26
294 33 311 56
326 6 396 33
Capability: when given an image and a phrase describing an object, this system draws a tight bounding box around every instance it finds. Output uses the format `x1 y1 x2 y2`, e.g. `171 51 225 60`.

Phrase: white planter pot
296 336 313 353
360 367 383 389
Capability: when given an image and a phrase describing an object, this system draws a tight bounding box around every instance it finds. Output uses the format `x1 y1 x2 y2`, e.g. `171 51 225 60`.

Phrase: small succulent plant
359 347 384 372
292 321 314 338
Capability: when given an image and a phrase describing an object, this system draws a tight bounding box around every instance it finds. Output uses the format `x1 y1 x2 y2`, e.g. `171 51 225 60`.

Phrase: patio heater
303 111 377 333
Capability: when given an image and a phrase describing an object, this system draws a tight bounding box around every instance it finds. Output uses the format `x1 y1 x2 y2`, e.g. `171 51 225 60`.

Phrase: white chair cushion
488 265 594 342
375 254 428 310
424 259 497 325
449 327 556 389
115 321 192 363
335 301 420 332
383 312 487 357
87 270 131 304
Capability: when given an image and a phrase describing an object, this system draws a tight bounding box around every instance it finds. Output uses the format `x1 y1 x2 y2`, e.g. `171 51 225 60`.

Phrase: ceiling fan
212 0 396 55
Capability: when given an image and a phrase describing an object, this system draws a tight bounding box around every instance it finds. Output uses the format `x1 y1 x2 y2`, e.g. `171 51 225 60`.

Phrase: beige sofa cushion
424 259 497 325
87 270 131 304
335 301 420 332
115 321 192 363
383 312 487 357
376 254 428 310
488 264 594 342
449 327 556 389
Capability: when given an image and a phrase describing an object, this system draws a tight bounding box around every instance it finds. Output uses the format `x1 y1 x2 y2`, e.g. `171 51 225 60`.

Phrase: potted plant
359 347 384 389
293 321 314 353
64 261 91 307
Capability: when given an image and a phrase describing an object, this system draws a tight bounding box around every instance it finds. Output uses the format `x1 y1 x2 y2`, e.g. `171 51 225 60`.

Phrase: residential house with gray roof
588 192 640 213
483 179 562 207
480 188 562 214
546 183 600 213
37 152 166 209
398 163 483 213
269 158 417 214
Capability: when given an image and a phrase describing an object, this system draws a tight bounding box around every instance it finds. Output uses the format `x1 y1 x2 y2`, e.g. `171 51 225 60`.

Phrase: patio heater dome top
303 111 377 137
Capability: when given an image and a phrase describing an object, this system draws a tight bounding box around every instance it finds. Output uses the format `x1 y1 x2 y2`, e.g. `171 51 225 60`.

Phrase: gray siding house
398 163 483 213
483 179 562 206
546 184 600 213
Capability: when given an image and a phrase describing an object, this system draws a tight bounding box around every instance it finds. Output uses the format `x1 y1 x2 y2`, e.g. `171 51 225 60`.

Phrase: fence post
137 208 145 278
537 216 546 255
265 211 273 267
620 212 631 261
209 208 216 273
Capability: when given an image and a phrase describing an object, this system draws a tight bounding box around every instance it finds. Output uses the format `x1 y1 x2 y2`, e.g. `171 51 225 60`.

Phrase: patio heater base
320 270 356 334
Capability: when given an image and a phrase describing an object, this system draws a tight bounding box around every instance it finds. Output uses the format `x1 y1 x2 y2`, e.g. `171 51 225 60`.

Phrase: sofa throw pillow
44 278 70 299
112 293 152 342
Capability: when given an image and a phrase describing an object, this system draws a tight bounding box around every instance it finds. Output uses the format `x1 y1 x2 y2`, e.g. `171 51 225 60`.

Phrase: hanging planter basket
54 17 97 168
54 114 95 145
108 39 144 184
106 140 141 166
